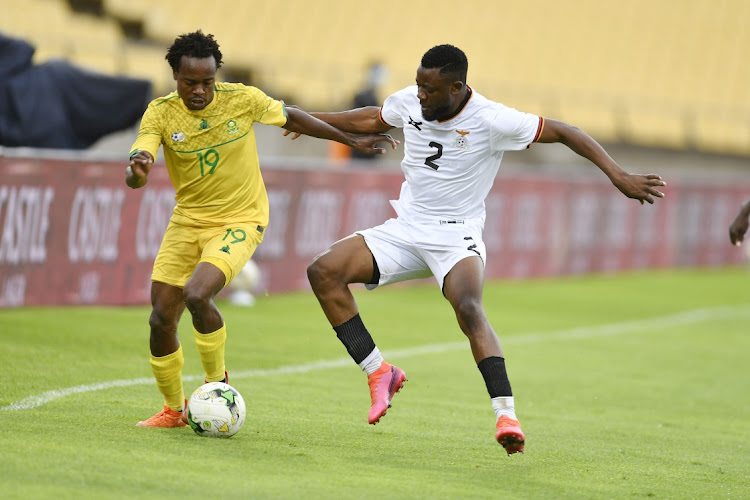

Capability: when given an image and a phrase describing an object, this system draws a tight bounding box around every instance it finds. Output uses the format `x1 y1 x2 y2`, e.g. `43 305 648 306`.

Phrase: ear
451 81 464 94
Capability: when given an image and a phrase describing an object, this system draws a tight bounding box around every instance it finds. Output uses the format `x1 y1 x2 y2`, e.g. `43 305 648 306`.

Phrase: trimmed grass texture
1 268 748 499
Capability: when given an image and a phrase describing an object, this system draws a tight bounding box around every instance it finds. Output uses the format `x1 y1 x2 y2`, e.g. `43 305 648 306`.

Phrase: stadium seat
6 0 747 155
695 110 750 156
121 43 174 97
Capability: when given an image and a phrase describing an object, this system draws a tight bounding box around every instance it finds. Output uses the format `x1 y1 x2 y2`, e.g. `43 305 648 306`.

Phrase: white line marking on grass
2 305 749 411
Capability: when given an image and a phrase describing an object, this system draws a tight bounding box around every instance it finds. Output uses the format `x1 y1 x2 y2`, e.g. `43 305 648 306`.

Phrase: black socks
477 356 513 398
334 314 376 364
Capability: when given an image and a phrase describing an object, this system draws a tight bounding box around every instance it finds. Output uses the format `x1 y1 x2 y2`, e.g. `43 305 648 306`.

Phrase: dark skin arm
283 107 396 153
729 198 750 246
283 106 391 138
126 151 153 189
538 119 666 204
284 110 666 203
126 106 396 188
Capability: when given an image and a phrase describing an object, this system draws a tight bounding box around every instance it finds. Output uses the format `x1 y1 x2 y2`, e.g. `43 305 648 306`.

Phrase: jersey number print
197 149 220 176
425 141 443 170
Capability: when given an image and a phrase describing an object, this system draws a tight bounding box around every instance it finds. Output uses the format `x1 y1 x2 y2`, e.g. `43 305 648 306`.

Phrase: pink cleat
367 361 407 425
495 415 525 455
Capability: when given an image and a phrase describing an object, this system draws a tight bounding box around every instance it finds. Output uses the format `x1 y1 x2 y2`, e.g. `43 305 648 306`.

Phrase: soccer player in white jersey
289 44 666 454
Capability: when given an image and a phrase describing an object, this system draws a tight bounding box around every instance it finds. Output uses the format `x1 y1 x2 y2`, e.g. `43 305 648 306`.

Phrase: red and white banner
1 155 748 307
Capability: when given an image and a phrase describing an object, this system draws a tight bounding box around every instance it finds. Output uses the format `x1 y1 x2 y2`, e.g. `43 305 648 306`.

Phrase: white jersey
379 85 544 225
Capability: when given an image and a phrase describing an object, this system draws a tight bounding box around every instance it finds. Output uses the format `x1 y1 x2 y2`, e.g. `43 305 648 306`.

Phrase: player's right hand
283 129 303 140
129 151 153 178
126 151 153 188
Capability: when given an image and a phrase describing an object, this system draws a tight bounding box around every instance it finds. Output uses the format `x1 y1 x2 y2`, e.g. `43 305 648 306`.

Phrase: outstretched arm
284 105 393 138
284 107 396 154
538 119 666 204
729 198 750 246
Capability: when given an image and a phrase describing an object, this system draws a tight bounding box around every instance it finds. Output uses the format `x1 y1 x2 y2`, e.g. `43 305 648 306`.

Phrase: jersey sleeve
489 106 544 152
129 103 162 160
242 86 287 127
379 89 408 128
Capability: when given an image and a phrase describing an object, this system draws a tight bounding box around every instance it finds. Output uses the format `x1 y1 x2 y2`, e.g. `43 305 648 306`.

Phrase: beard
421 104 451 122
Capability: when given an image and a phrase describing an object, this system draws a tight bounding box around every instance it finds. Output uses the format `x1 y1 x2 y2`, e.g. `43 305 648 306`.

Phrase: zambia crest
454 130 470 150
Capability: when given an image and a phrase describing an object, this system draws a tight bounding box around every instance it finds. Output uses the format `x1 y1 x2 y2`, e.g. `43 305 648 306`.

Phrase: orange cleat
136 400 187 428
367 361 407 425
495 415 525 455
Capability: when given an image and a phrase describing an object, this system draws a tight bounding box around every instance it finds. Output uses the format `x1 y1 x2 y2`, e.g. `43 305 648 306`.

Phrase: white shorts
356 217 487 292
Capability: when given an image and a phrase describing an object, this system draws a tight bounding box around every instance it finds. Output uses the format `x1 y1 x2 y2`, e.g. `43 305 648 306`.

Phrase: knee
149 306 177 334
454 297 487 334
307 253 337 291
182 283 211 313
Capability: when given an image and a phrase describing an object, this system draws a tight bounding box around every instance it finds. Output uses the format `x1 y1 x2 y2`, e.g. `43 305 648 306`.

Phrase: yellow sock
150 345 185 411
194 324 227 382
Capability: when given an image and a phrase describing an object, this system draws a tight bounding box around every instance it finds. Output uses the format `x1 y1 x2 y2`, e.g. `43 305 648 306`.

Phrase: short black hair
165 30 223 72
421 44 468 84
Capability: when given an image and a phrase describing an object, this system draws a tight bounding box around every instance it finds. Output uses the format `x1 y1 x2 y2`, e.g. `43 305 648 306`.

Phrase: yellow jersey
130 82 287 228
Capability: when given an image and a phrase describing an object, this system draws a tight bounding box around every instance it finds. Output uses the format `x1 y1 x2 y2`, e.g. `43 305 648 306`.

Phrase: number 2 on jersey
197 149 220 176
425 141 443 170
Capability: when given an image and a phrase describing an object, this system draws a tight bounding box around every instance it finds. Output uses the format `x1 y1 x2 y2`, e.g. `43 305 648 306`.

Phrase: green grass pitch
1 268 749 499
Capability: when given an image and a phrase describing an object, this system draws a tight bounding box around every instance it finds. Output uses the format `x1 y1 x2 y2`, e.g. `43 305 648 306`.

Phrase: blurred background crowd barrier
1 154 746 308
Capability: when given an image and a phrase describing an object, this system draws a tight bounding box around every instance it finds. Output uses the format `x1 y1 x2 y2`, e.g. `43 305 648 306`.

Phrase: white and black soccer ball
228 260 261 306
187 382 246 438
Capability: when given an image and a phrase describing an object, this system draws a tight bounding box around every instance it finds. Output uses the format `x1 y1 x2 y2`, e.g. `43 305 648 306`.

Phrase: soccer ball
229 260 261 293
187 382 246 438
228 260 261 306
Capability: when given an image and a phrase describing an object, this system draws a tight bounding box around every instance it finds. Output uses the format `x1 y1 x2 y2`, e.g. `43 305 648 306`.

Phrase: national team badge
226 120 239 134
171 131 186 143
454 130 470 150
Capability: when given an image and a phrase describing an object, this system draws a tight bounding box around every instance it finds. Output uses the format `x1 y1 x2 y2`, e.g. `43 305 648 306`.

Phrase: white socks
359 347 384 375
492 396 517 421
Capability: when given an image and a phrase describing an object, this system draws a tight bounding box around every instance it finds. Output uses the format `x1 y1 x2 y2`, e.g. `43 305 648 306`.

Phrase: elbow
557 123 589 148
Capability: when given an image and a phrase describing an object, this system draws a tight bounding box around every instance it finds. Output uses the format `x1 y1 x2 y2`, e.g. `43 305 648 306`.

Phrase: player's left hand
350 134 399 155
612 173 666 205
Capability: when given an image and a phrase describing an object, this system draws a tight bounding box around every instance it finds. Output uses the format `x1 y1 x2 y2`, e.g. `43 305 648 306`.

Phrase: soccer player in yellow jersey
127 31 396 428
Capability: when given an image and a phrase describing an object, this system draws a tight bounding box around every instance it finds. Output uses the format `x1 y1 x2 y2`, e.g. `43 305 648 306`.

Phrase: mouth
190 98 206 107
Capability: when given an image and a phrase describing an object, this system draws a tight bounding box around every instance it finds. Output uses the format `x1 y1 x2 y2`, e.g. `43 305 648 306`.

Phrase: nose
416 88 426 102
194 85 206 96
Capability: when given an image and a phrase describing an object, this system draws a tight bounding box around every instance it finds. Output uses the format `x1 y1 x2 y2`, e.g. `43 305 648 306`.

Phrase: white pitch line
2 305 748 412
